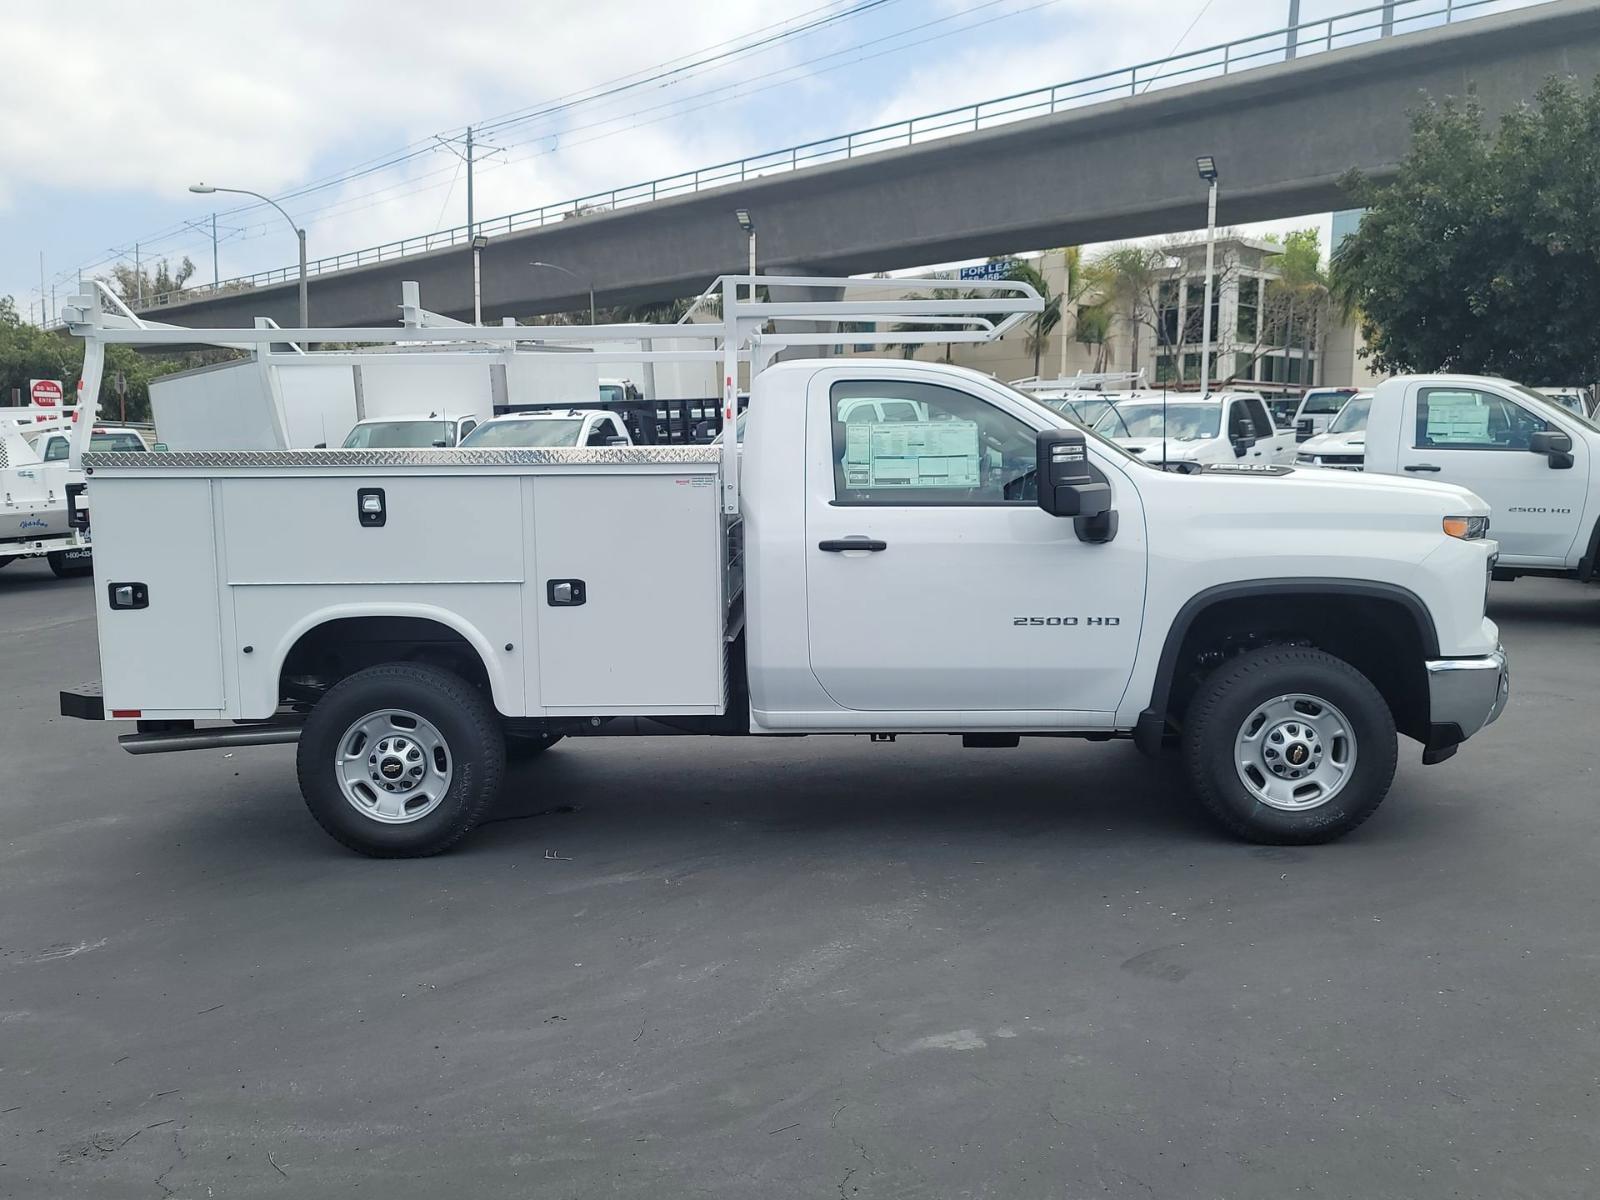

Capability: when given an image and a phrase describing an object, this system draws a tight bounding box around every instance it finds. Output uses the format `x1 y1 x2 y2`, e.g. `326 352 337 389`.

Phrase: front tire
296 663 505 857
1183 646 1397 844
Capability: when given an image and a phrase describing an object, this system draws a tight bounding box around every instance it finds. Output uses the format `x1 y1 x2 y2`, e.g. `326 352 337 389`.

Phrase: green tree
102 257 196 307
1331 76 1600 380
1073 302 1112 372
0 294 213 423
1264 228 1330 386
1087 244 1168 375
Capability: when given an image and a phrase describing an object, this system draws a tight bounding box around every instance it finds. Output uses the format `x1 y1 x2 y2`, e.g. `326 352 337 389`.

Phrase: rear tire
296 662 504 858
1183 646 1397 845
47 550 92 578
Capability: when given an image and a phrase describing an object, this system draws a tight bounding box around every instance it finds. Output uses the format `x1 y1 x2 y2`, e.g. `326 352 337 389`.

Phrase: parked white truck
57 278 1508 856
1092 392 1295 467
1356 374 1600 582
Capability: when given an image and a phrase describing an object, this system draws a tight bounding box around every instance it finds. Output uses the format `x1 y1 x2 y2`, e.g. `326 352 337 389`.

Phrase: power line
187 0 1046 246
65 0 894 276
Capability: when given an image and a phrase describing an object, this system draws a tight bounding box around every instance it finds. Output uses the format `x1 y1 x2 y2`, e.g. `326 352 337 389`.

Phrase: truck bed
80 446 739 721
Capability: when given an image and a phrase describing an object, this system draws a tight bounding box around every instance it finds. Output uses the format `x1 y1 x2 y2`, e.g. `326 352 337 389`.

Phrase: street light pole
529 262 596 324
1195 156 1220 399
734 209 756 301
189 183 308 327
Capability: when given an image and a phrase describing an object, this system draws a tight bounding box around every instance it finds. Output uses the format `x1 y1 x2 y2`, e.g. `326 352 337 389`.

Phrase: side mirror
1232 436 1254 457
313 442 327 449
1529 429 1573 468
1036 429 1116 542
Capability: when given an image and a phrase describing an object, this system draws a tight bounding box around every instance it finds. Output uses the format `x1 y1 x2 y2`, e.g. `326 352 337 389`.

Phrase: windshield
1327 394 1372 435
1300 390 1353 415
1512 383 1600 433
995 381 1153 469
1095 402 1220 441
343 421 452 448
1044 397 1116 427
460 418 584 448
42 432 144 460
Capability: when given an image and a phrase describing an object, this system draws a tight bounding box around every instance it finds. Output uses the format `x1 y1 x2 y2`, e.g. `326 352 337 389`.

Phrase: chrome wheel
1234 692 1356 812
334 708 453 824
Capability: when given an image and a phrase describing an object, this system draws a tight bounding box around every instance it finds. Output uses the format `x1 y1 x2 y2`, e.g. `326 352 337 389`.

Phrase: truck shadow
480 739 1217 852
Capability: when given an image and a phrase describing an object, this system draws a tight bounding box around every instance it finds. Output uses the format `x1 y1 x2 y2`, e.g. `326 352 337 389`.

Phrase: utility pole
1286 0 1300 59
39 252 46 326
135 242 143 305
212 212 219 285
1381 0 1394 36
1195 157 1220 399
466 126 486 325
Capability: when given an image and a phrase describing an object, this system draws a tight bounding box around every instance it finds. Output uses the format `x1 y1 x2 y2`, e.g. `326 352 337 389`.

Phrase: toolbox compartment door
91 477 225 712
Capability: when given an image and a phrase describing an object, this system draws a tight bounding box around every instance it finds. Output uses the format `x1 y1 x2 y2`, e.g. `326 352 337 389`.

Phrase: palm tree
1074 303 1112 372
1002 260 1061 378
1265 230 1330 386
1088 245 1167 375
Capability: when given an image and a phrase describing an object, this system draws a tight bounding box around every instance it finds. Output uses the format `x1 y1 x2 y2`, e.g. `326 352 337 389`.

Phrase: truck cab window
1244 398 1276 439
829 381 1036 504
1416 388 1548 451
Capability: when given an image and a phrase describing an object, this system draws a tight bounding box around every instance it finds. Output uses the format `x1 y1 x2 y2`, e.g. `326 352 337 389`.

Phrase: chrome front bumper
1425 645 1510 751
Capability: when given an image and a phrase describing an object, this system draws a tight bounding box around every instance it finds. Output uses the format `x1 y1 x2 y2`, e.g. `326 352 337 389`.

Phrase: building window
1236 277 1260 341
1184 280 1220 346
1157 281 1179 346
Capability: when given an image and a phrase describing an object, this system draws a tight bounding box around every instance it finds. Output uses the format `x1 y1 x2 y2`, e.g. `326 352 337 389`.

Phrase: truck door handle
819 537 887 553
1405 463 1442 473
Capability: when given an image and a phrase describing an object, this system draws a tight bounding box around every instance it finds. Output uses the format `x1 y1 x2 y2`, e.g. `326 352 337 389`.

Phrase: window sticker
844 420 981 489
1424 394 1492 444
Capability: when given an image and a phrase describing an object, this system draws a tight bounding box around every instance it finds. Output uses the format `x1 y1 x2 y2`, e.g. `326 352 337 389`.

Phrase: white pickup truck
57 278 1508 857
1357 374 1600 582
1092 392 1296 467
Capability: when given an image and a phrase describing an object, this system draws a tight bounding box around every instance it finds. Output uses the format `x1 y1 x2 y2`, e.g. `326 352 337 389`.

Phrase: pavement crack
153 1126 186 1197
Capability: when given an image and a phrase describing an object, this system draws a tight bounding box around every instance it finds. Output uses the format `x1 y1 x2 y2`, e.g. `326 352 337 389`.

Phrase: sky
0 0 1534 317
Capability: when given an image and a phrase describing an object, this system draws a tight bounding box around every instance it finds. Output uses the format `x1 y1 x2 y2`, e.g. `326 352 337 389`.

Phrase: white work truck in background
58 277 1508 857
1 407 95 576
1356 374 1600 583
1092 392 1295 467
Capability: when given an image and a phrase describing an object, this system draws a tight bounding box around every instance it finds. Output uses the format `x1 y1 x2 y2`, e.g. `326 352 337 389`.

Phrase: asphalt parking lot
2 559 1596 1199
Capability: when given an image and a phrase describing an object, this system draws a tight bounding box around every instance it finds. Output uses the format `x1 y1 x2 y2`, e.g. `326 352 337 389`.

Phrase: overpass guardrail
135 0 1518 312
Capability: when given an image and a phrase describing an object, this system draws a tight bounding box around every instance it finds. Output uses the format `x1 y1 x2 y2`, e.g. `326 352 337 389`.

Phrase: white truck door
1245 396 1293 463
1396 382 1589 563
803 375 1146 713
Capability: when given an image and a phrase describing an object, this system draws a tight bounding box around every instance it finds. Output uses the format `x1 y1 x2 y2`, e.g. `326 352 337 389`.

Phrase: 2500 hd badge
1013 616 1122 626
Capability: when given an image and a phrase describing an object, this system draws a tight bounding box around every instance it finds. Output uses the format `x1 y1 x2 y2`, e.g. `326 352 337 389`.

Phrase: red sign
29 379 63 407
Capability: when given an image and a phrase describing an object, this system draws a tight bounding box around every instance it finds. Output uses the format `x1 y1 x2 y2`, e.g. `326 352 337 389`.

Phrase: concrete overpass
138 0 1600 329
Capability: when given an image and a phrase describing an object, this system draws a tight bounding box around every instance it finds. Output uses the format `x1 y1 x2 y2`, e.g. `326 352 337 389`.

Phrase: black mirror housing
1036 429 1112 519
1529 430 1573 458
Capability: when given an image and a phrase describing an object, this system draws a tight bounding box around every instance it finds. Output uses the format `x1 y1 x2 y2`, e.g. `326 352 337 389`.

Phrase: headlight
1443 515 1490 540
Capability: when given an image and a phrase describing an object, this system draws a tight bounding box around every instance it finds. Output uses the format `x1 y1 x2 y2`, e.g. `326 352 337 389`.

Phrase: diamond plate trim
82 446 722 469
